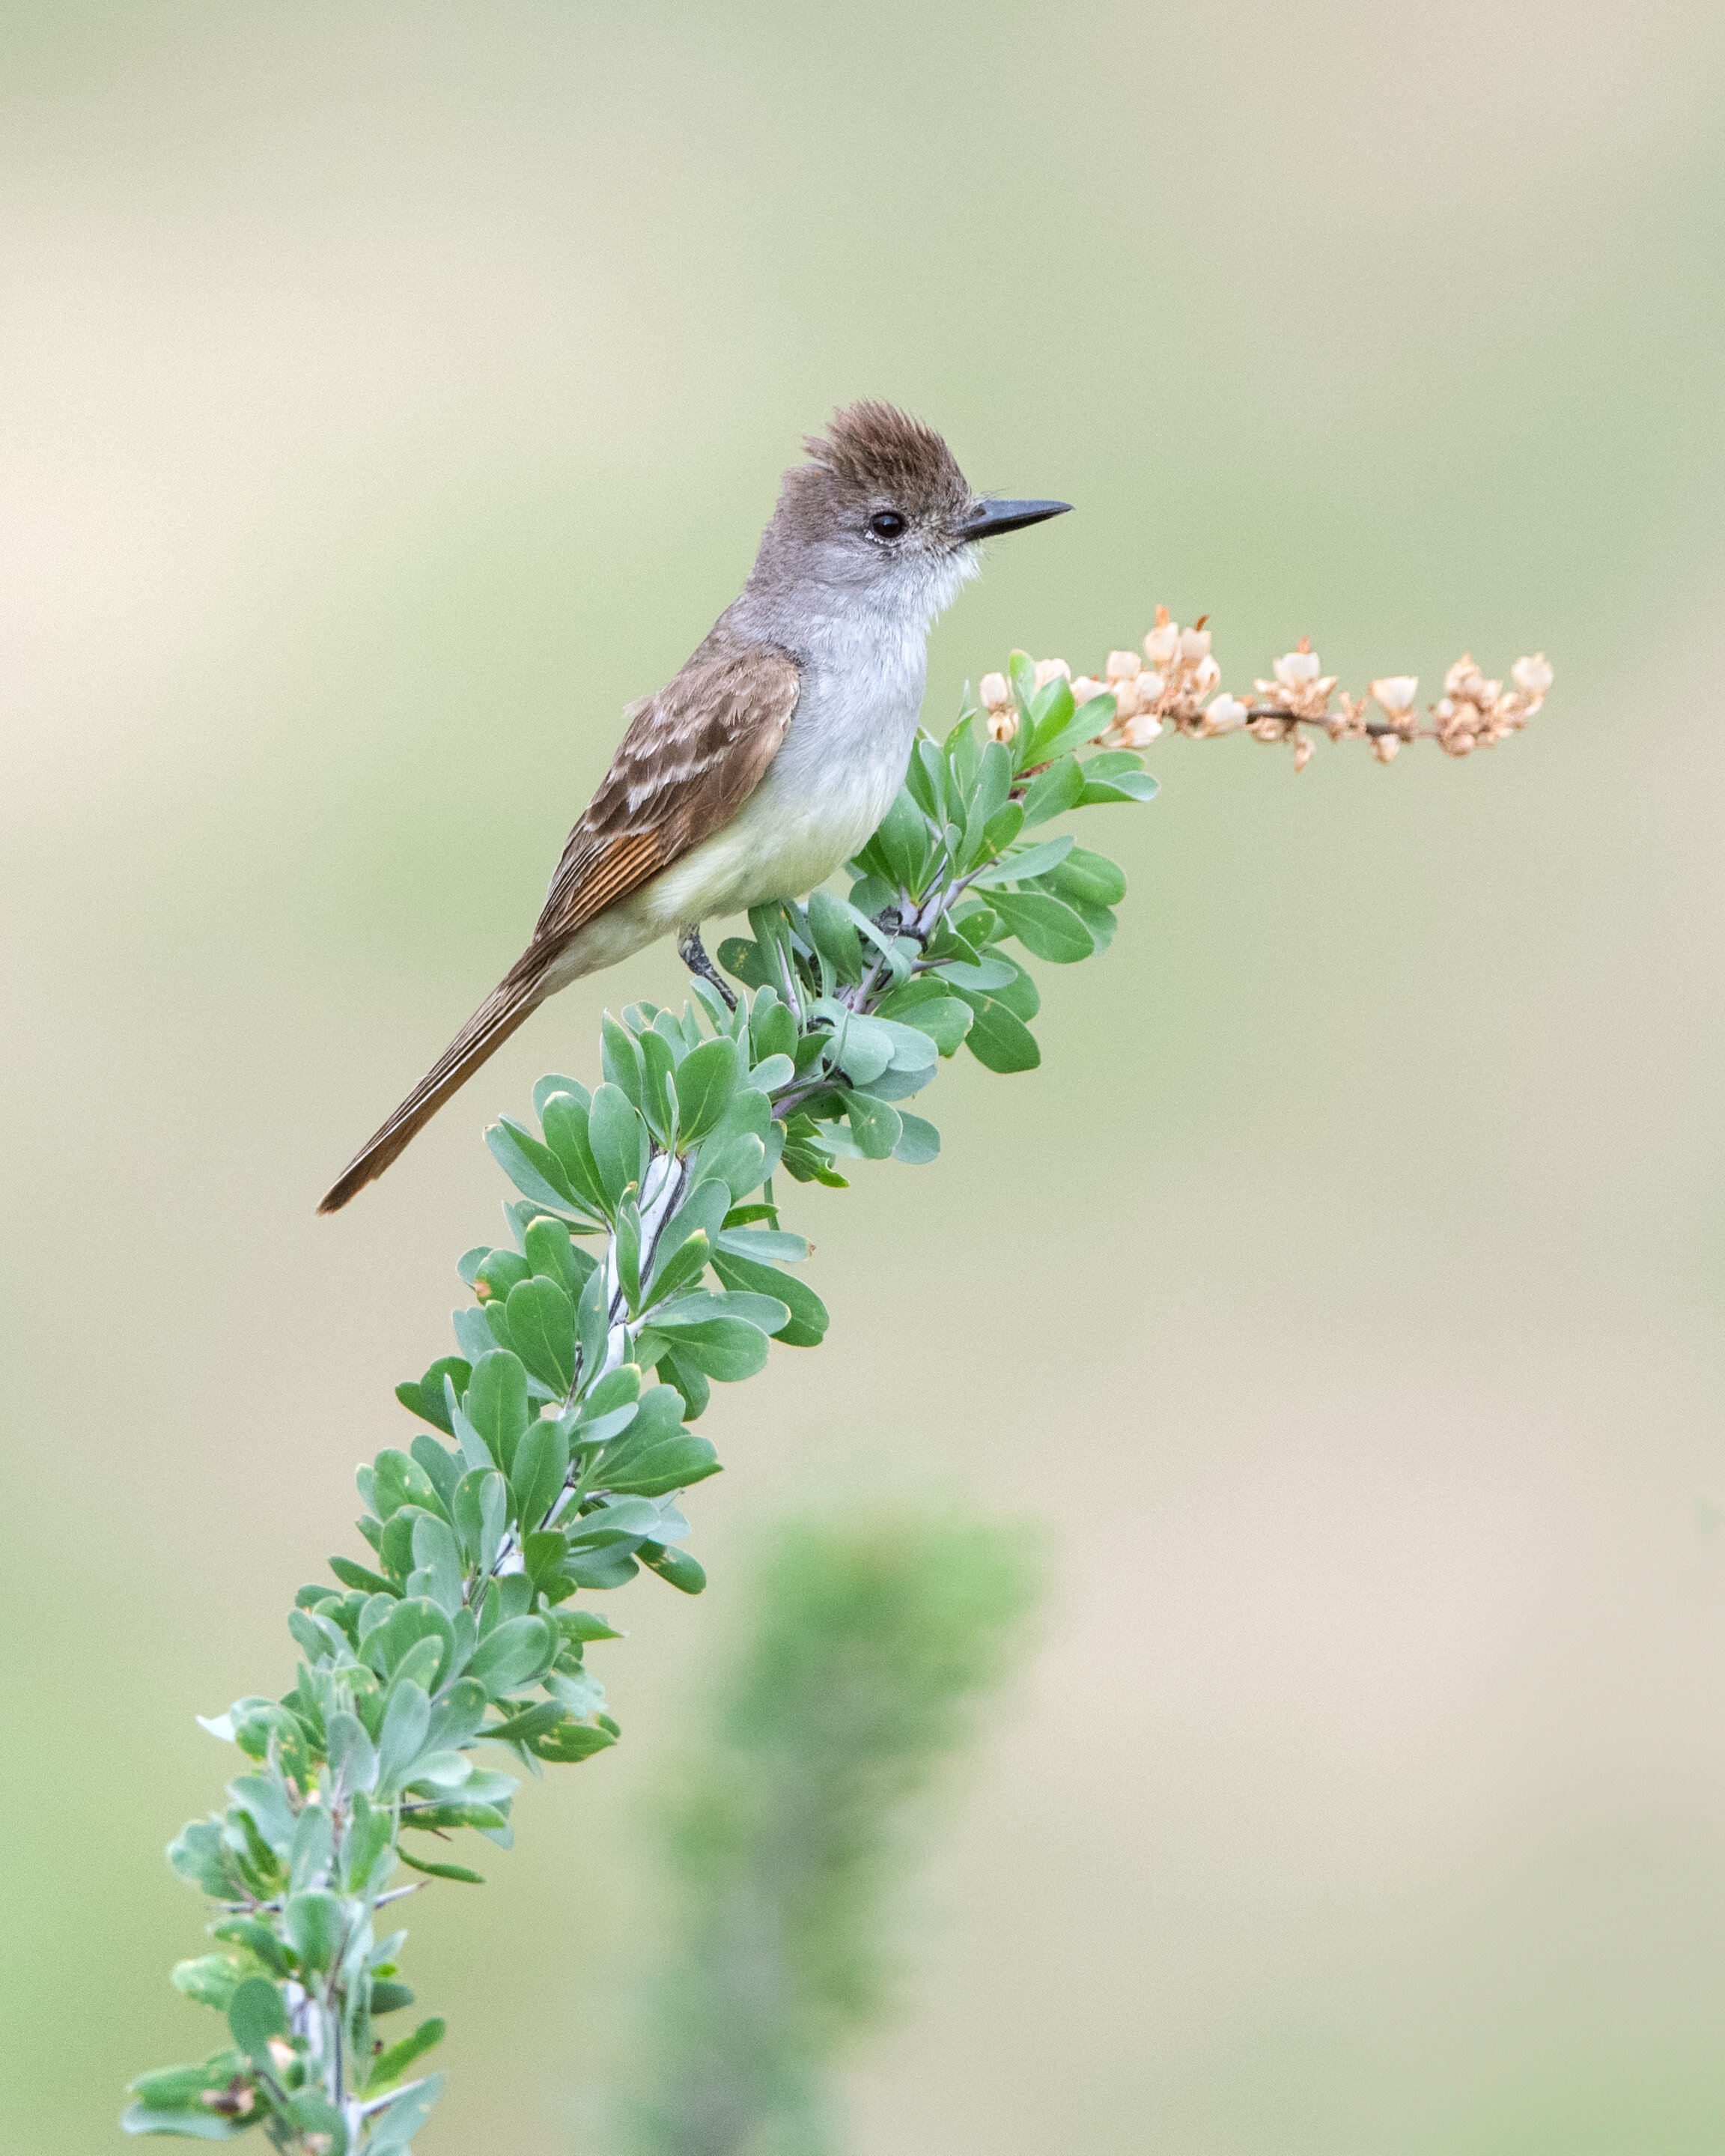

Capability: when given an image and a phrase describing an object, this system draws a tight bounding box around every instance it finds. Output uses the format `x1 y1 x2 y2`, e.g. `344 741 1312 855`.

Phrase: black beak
953 498 1074 544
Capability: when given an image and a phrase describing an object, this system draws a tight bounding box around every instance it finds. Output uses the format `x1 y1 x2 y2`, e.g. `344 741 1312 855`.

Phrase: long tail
317 963 549 1214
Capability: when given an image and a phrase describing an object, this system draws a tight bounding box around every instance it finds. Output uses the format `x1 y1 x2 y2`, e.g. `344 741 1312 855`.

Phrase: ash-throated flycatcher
319 401 1069 1212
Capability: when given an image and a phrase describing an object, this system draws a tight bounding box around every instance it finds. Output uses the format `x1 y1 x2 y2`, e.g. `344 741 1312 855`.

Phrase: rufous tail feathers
317 964 548 1214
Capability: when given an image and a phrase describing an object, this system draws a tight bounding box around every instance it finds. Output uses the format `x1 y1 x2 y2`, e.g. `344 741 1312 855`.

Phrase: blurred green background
3 1 1723 2149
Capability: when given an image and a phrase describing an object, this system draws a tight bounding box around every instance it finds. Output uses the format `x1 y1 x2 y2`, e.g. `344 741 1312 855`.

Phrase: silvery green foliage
124 664 1152 2151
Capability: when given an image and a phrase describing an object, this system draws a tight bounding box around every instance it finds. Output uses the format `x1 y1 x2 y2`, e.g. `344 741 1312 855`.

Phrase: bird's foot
678 925 738 1012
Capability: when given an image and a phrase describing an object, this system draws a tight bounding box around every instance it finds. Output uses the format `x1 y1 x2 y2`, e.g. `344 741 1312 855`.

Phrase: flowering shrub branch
124 626 1548 2152
980 607 1554 771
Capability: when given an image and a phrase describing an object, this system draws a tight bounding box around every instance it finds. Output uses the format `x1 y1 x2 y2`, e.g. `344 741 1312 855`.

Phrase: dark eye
868 510 907 541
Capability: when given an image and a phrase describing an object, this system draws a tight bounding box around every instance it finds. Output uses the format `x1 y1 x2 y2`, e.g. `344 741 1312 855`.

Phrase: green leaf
871 789 935 890
482 1699 567 1744
395 1358 470 1436
170 1821 246 1901
1018 753 1086 826
329 1555 397 1599
452 1467 508 1573
365 2071 445 2152
1065 896 1116 950
647 1317 770 1382
170 1954 256 2011
528 1717 621 1762
1030 696 1113 768
485 1119 583 1218
210 1919 292 1976
533 1072 590 1118
845 1090 902 1159
1077 762 1159 805
540 1091 611 1216
588 1084 646 1206
968 833 1074 887
285 2092 349 2155
599 1429 722 1497
574 1260 608 1391
930 953 1017 992
892 1111 941 1164
121 2104 244 2140
503 1275 576 1393
637 1024 678 1144
400 1800 508 1831
639 1541 708 1594
874 986 972 1055
326 1710 379 1797
952 990 1041 1074
374 1680 433 1793
650 1289 790 1336
717 935 773 989
523 1213 582 1298
986 888 1095 964
283 1889 344 1976
642 1227 710 1308
466 1615 554 1698
991 959 1041 1021
362 1600 455 1690
1021 672 1076 758
1043 843 1127 906
475 1248 531 1302
368 2017 446 2092
226 1976 287 2058
672 1036 742 1144
395 1849 485 1885
373 1448 447 1525
600 1011 645 1105
510 1418 571 1535
464 1351 529 1475
806 886 864 984
409 1513 463 1615
423 1678 488 1753
709 1250 828 1349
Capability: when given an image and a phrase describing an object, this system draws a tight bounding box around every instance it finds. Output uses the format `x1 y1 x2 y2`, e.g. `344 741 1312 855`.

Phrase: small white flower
1372 675 1419 714
1203 693 1248 733
1137 669 1164 702
1193 655 1220 694
1512 654 1553 695
1119 713 1163 746
979 672 1010 710
1070 675 1105 704
1145 623 1181 666
1274 650 1322 689
1179 626 1212 663
1443 655 1484 698
1033 657 1071 690
1105 649 1141 681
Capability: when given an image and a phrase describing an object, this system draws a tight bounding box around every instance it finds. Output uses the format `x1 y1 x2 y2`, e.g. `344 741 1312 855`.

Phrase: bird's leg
677 923 737 1012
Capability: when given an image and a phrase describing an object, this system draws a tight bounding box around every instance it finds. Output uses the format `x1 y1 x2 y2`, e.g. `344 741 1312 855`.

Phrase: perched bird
318 401 1069 1212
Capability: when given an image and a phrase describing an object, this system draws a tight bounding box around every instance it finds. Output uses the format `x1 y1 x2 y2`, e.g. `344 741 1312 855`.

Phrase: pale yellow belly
631 761 889 932
543 759 892 992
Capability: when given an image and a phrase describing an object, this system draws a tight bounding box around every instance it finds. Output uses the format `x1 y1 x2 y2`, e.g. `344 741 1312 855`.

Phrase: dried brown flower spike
982 611 1551 772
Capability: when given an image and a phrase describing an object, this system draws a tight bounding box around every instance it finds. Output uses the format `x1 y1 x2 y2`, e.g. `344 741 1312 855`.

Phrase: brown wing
528 641 802 957
316 639 799 1214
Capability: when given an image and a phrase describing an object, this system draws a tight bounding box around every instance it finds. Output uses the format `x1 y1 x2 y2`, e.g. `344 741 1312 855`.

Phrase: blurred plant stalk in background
618 1523 1034 2156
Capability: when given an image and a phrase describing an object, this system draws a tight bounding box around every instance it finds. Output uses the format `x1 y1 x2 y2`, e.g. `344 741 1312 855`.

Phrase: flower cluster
977 609 1552 772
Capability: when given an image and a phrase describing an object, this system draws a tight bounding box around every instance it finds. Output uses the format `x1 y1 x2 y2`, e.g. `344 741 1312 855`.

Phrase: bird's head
759 400 1071 625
